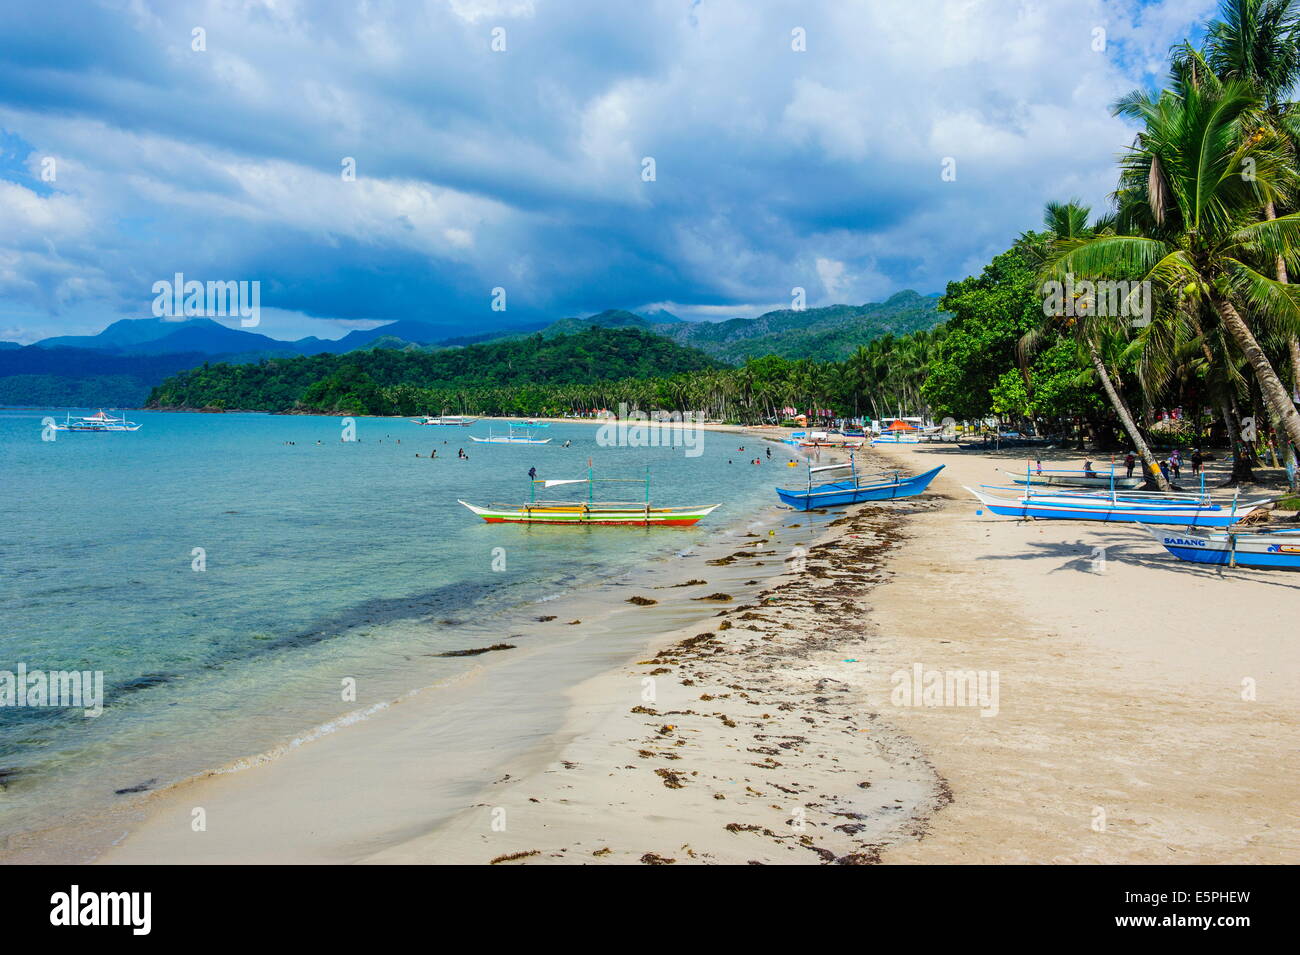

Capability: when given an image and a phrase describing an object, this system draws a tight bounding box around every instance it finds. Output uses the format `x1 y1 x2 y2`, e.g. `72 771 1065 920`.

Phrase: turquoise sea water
0 409 787 843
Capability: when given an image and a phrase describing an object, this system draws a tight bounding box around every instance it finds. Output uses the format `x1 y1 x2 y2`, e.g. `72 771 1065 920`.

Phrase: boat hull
777 465 944 511
1147 527 1300 569
459 500 720 526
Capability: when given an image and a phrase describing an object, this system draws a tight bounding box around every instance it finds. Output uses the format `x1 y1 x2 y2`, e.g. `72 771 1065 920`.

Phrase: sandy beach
69 431 1297 865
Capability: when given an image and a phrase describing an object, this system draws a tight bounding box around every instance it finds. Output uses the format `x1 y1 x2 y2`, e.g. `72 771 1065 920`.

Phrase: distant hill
479 292 945 362
0 347 215 407
5 292 945 406
30 316 491 358
645 292 945 362
147 327 724 413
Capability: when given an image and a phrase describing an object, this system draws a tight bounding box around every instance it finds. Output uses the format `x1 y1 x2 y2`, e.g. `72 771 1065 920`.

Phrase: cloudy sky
0 0 1216 343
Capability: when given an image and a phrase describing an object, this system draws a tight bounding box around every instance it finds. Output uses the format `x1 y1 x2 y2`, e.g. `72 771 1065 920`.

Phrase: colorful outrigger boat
966 485 1270 527
51 410 142 432
1146 526 1300 570
777 458 944 510
459 467 719 527
470 424 551 445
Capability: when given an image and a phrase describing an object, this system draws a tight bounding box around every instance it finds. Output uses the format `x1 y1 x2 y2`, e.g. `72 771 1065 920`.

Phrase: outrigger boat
470 424 551 445
776 457 944 510
1146 526 1300 570
459 467 719 526
413 415 478 426
1000 464 1143 490
509 419 549 428
50 410 142 432
784 430 864 449
966 485 1270 527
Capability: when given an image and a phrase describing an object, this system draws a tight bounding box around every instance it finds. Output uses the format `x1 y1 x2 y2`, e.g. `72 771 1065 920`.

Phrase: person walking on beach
1191 448 1203 476
1124 452 1136 479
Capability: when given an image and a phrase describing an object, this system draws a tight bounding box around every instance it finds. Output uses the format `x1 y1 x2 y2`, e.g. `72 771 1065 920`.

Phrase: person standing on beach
1124 452 1136 479
1191 449 1203 475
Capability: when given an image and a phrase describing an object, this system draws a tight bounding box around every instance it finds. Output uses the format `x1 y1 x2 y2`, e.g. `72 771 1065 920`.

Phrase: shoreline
1 424 817 863
11 432 1295 864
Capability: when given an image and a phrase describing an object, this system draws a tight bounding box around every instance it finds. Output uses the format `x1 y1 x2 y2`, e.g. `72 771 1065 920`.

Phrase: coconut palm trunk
1087 344 1170 489
1212 295 1300 455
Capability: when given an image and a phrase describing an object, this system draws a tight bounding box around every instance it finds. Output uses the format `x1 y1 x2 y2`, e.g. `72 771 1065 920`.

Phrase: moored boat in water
470 424 551 444
460 467 719 526
413 415 478 426
50 410 142 432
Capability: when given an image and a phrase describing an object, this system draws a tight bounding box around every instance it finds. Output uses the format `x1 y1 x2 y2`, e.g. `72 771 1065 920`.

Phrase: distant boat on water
470 424 551 444
51 410 141 433
413 415 478 426
1146 526 1300 570
460 466 719 526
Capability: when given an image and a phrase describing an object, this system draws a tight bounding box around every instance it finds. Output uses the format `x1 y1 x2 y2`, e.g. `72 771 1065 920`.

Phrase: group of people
729 447 772 465
1118 448 1204 480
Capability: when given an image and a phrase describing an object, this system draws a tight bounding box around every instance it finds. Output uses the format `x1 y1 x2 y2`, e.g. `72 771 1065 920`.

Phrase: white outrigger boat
966 484 1271 527
999 464 1144 490
470 424 551 445
50 410 142 432
412 415 478 426
460 467 719 526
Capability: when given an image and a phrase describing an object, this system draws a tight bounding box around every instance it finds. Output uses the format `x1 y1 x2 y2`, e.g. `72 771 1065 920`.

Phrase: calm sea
0 409 789 843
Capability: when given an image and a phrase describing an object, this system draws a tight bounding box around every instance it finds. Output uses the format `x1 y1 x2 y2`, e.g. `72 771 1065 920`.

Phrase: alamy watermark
890 663 999 717
152 272 261 327
1 663 104 717
1042 273 1151 327
595 402 704 457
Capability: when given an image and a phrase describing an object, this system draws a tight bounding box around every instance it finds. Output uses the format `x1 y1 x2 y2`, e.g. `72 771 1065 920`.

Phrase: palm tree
1181 0 1300 478
1033 200 1173 487
1053 80 1300 471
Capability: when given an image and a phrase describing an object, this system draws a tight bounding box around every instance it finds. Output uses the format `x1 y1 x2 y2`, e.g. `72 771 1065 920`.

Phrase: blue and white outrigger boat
1146 526 1300 569
777 457 944 510
966 485 1270 527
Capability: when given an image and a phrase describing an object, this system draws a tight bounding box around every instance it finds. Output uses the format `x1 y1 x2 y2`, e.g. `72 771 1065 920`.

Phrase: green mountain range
496 291 945 363
3 291 945 407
